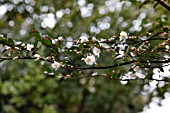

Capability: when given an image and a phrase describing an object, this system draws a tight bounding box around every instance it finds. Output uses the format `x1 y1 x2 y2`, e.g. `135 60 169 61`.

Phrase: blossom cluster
4 30 169 84
46 31 129 70
80 31 128 65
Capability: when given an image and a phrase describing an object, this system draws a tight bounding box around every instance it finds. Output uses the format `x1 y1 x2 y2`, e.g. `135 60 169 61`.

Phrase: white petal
84 55 96 65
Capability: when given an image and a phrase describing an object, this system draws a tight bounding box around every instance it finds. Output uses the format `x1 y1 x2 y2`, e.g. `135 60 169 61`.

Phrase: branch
74 59 170 70
74 60 135 70
70 74 170 82
156 0 170 11
0 57 53 63
1 57 170 70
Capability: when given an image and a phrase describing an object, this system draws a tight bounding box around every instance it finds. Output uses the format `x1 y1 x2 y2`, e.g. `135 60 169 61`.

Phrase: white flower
119 31 128 41
92 72 98 76
21 43 25 47
52 39 58 44
13 56 19 60
46 56 51 60
15 41 22 45
99 43 110 49
14 47 20 50
84 55 96 65
99 38 110 48
58 36 63 41
93 47 101 57
34 54 40 58
5 46 11 50
79 36 89 43
34 54 41 61
92 37 97 42
165 45 169 50
52 61 61 70
26 44 34 51
116 50 124 58
130 52 135 57
118 44 127 50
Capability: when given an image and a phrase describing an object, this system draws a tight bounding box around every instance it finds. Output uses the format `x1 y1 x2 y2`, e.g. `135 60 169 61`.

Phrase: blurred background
0 0 170 113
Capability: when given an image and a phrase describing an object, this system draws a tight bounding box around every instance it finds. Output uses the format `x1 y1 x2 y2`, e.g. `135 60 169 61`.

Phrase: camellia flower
26 44 34 51
52 39 58 45
5 46 11 50
14 47 20 50
79 36 89 43
34 54 41 61
99 38 110 48
21 43 25 47
116 50 124 58
13 56 19 60
92 72 98 76
58 36 63 41
118 44 127 50
15 41 22 45
84 55 96 65
92 37 97 42
51 61 61 70
119 31 128 41
93 47 101 57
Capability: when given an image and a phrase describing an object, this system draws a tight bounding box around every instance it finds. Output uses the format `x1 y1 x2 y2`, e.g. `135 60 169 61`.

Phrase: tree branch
156 0 170 11
1 57 170 70
0 57 53 63
70 74 170 82
74 59 170 70
74 60 135 70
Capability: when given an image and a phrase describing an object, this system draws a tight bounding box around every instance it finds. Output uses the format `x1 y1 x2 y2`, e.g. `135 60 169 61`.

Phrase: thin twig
74 59 170 70
1 57 170 70
156 0 170 11
70 74 170 82
0 57 53 63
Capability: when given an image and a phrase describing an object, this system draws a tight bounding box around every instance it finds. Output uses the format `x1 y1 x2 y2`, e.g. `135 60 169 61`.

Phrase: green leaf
0 36 6 44
111 73 120 77
42 39 52 46
34 41 38 48
46 66 53 73
7 38 14 46
146 69 153 79
32 31 41 40
163 27 169 32
135 61 142 67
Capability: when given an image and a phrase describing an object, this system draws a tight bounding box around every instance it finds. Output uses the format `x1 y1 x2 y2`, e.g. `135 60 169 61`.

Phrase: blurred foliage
0 0 170 113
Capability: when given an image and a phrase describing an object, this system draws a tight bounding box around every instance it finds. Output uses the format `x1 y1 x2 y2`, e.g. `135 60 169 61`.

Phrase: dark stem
0 57 53 63
74 59 170 70
156 0 170 11
1 57 170 70
74 60 135 70
70 74 170 82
